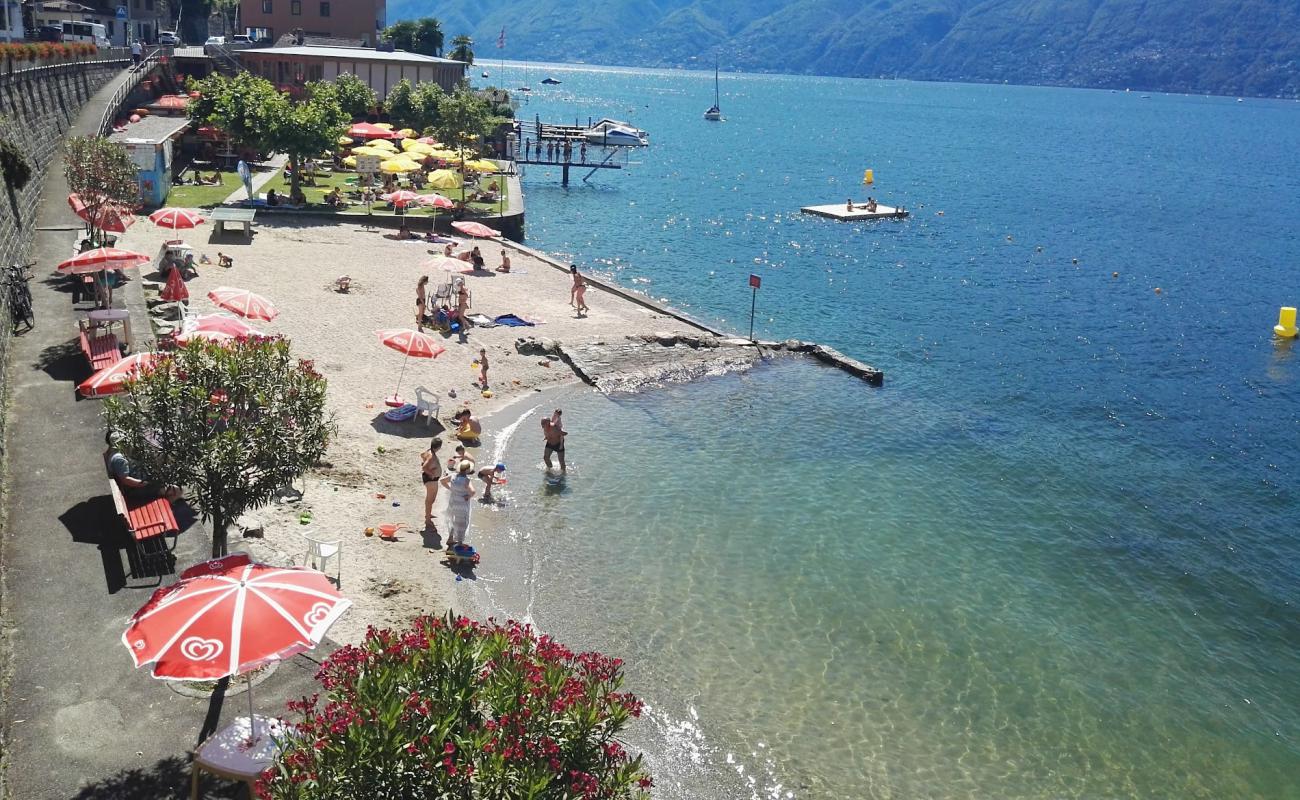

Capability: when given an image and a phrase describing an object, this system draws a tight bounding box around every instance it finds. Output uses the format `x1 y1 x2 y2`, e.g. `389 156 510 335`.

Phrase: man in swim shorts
541 409 566 473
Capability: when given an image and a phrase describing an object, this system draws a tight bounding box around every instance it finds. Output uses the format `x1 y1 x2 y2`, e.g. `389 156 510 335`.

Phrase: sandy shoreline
114 215 705 643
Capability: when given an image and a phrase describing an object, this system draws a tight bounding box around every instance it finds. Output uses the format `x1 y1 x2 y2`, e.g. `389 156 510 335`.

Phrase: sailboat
704 59 722 120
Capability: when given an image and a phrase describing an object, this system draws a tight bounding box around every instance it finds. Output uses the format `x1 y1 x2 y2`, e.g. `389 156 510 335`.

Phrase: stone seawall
0 60 125 463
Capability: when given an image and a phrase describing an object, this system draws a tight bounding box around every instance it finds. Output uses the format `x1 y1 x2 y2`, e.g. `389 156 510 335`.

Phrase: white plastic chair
414 385 440 427
301 533 342 586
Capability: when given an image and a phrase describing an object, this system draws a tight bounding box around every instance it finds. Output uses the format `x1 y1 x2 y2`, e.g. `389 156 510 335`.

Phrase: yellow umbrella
374 122 394 130
396 128 417 138
401 139 434 155
380 158 422 174
351 145 388 157
466 160 499 173
426 169 462 189
369 139 399 152
342 156 357 168
336 136 353 146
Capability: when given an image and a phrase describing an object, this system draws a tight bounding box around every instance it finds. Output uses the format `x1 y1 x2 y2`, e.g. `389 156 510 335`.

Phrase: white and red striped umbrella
78 351 161 398
56 247 150 274
67 193 137 233
122 553 350 742
160 267 189 302
420 192 455 209
376 328 444 404
382 190 423 208
123 553 350 680
347 122 397 140
149 207 206 231
207 286 279 321
186 313 262 338
376 328 445 359
425 254 468 273
175 328 236 345
451 220 500 239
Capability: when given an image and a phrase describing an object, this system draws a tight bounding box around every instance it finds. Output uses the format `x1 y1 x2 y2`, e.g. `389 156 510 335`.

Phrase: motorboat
704 58 722 120
583 119 648 147
541 76 561 85
518 86 532 93
481 70 489 78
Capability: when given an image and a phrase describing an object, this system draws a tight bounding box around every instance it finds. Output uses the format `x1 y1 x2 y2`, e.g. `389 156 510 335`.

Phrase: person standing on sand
440 460 476 547
477 347 489 388
541 409 567 472
574 273 589 317
415 275 429 329
569 264 582 306
420 436 443 529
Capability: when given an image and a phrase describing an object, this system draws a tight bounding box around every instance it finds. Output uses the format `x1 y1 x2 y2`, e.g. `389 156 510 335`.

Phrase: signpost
748 273 761 342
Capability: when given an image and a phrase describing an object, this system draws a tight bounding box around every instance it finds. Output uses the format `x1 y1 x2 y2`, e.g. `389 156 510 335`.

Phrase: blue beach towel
384 403 418 422
493 314 535 327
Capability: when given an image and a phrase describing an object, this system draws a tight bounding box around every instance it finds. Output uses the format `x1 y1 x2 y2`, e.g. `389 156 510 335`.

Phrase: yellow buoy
1275 306 1298 338
862 169 874 185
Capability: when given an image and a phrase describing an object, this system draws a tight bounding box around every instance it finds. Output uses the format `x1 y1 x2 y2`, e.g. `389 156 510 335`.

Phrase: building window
145 0 153 9
319 2 329 17
291 0 301 15
262 0 272 12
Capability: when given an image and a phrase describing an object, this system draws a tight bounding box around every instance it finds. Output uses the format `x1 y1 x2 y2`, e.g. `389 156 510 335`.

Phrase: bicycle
5 262 35 332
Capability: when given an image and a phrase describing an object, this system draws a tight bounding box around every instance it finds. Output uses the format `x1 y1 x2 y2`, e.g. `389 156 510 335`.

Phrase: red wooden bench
80 329 122 372
106 460 180 579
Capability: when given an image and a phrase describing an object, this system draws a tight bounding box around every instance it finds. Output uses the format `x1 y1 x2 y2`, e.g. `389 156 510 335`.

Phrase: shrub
257 613 653 799
0 139 32 190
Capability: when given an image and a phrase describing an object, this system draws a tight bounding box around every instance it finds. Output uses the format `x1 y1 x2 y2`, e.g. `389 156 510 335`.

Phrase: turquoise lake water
465 64 1300 798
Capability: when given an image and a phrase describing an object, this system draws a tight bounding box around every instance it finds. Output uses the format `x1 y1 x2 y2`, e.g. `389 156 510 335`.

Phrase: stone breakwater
515 333 883 393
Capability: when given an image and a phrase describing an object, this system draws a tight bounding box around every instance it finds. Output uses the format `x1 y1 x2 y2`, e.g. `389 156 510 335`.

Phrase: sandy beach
112 215 704 643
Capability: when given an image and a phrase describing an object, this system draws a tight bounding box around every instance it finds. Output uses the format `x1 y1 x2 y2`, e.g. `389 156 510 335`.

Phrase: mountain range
388 0 1300 98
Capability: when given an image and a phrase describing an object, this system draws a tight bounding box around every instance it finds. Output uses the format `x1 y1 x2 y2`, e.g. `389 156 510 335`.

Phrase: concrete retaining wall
0 60 125 461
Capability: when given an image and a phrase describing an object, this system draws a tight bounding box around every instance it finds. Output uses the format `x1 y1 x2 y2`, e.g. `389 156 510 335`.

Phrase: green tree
257 613 653 799
272 82 351 199
382 19 416 51
63 136 139 247
413 17 444 56
333 72 377 120
103 338 335 558
209 0 239 38
411 81 446 132
436 84 492 203
384 79 418 129
448 34 474 64
188 71 282 154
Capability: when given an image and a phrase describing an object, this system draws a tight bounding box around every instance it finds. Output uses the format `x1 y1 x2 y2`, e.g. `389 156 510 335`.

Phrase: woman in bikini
420 436 443 529
416 276 429 329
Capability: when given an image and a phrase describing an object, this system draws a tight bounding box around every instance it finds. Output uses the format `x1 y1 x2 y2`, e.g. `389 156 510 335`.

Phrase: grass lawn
259 168 509 217
164 172 243 208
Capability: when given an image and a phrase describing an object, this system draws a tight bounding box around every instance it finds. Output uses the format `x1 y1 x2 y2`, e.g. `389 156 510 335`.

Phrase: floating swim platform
801 203 909 221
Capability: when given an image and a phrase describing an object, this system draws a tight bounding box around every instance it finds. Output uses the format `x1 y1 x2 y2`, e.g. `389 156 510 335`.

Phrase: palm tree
414 17 443 56
449 34 474 65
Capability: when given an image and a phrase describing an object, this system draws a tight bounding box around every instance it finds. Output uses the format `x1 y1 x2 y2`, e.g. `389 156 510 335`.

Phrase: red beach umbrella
56 247 150 274
420 193 455 209
122 553 350 740
451 220 500 239
382 190 423 208
149 207 206 231
188 313 262 338
347 122 397 140
78 351 161 398
68 194 137 233
175 328 236 345
207 286 279 321
375 328 444 405
160 267 189 302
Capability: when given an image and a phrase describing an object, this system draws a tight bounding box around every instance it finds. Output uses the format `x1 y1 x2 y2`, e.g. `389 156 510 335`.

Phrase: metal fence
96 51 164 135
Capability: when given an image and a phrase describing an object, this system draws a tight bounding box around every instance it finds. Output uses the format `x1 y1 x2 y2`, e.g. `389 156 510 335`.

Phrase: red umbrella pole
394 351 411 399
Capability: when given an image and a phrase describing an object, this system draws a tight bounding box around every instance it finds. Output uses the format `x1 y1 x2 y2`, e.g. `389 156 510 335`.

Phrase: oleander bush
0 42 96 61
257 613 653 799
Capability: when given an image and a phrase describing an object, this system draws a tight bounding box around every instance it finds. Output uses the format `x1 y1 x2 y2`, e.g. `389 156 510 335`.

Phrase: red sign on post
749 274 761 289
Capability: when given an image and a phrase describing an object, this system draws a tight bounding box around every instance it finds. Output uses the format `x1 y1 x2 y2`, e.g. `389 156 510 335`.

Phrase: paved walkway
1 68 320 800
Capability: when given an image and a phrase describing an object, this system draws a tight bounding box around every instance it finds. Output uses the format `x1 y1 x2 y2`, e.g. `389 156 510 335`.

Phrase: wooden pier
513 117 640 186
801 202 910 221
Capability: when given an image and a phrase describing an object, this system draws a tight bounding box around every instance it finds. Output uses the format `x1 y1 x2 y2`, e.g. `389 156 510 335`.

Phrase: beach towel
384 403 419 422
493 313 536 327
467 313 497 328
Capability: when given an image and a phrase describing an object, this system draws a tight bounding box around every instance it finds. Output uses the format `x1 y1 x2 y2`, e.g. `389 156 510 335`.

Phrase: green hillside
389 0 1300 98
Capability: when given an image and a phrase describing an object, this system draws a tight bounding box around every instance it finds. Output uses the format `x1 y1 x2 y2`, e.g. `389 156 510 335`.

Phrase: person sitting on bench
106 432 182 501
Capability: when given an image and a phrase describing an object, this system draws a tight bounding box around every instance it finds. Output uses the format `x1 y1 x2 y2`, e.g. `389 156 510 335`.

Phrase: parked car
204 35 225 46
35 24 63 42
157 30 180 46
230 34 252 44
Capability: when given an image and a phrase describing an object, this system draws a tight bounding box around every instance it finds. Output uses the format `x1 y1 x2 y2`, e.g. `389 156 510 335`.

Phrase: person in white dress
440 460 476 547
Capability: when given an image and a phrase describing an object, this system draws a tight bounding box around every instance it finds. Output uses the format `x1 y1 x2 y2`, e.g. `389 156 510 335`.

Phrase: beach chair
414 385 440 427
300 533 342 586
